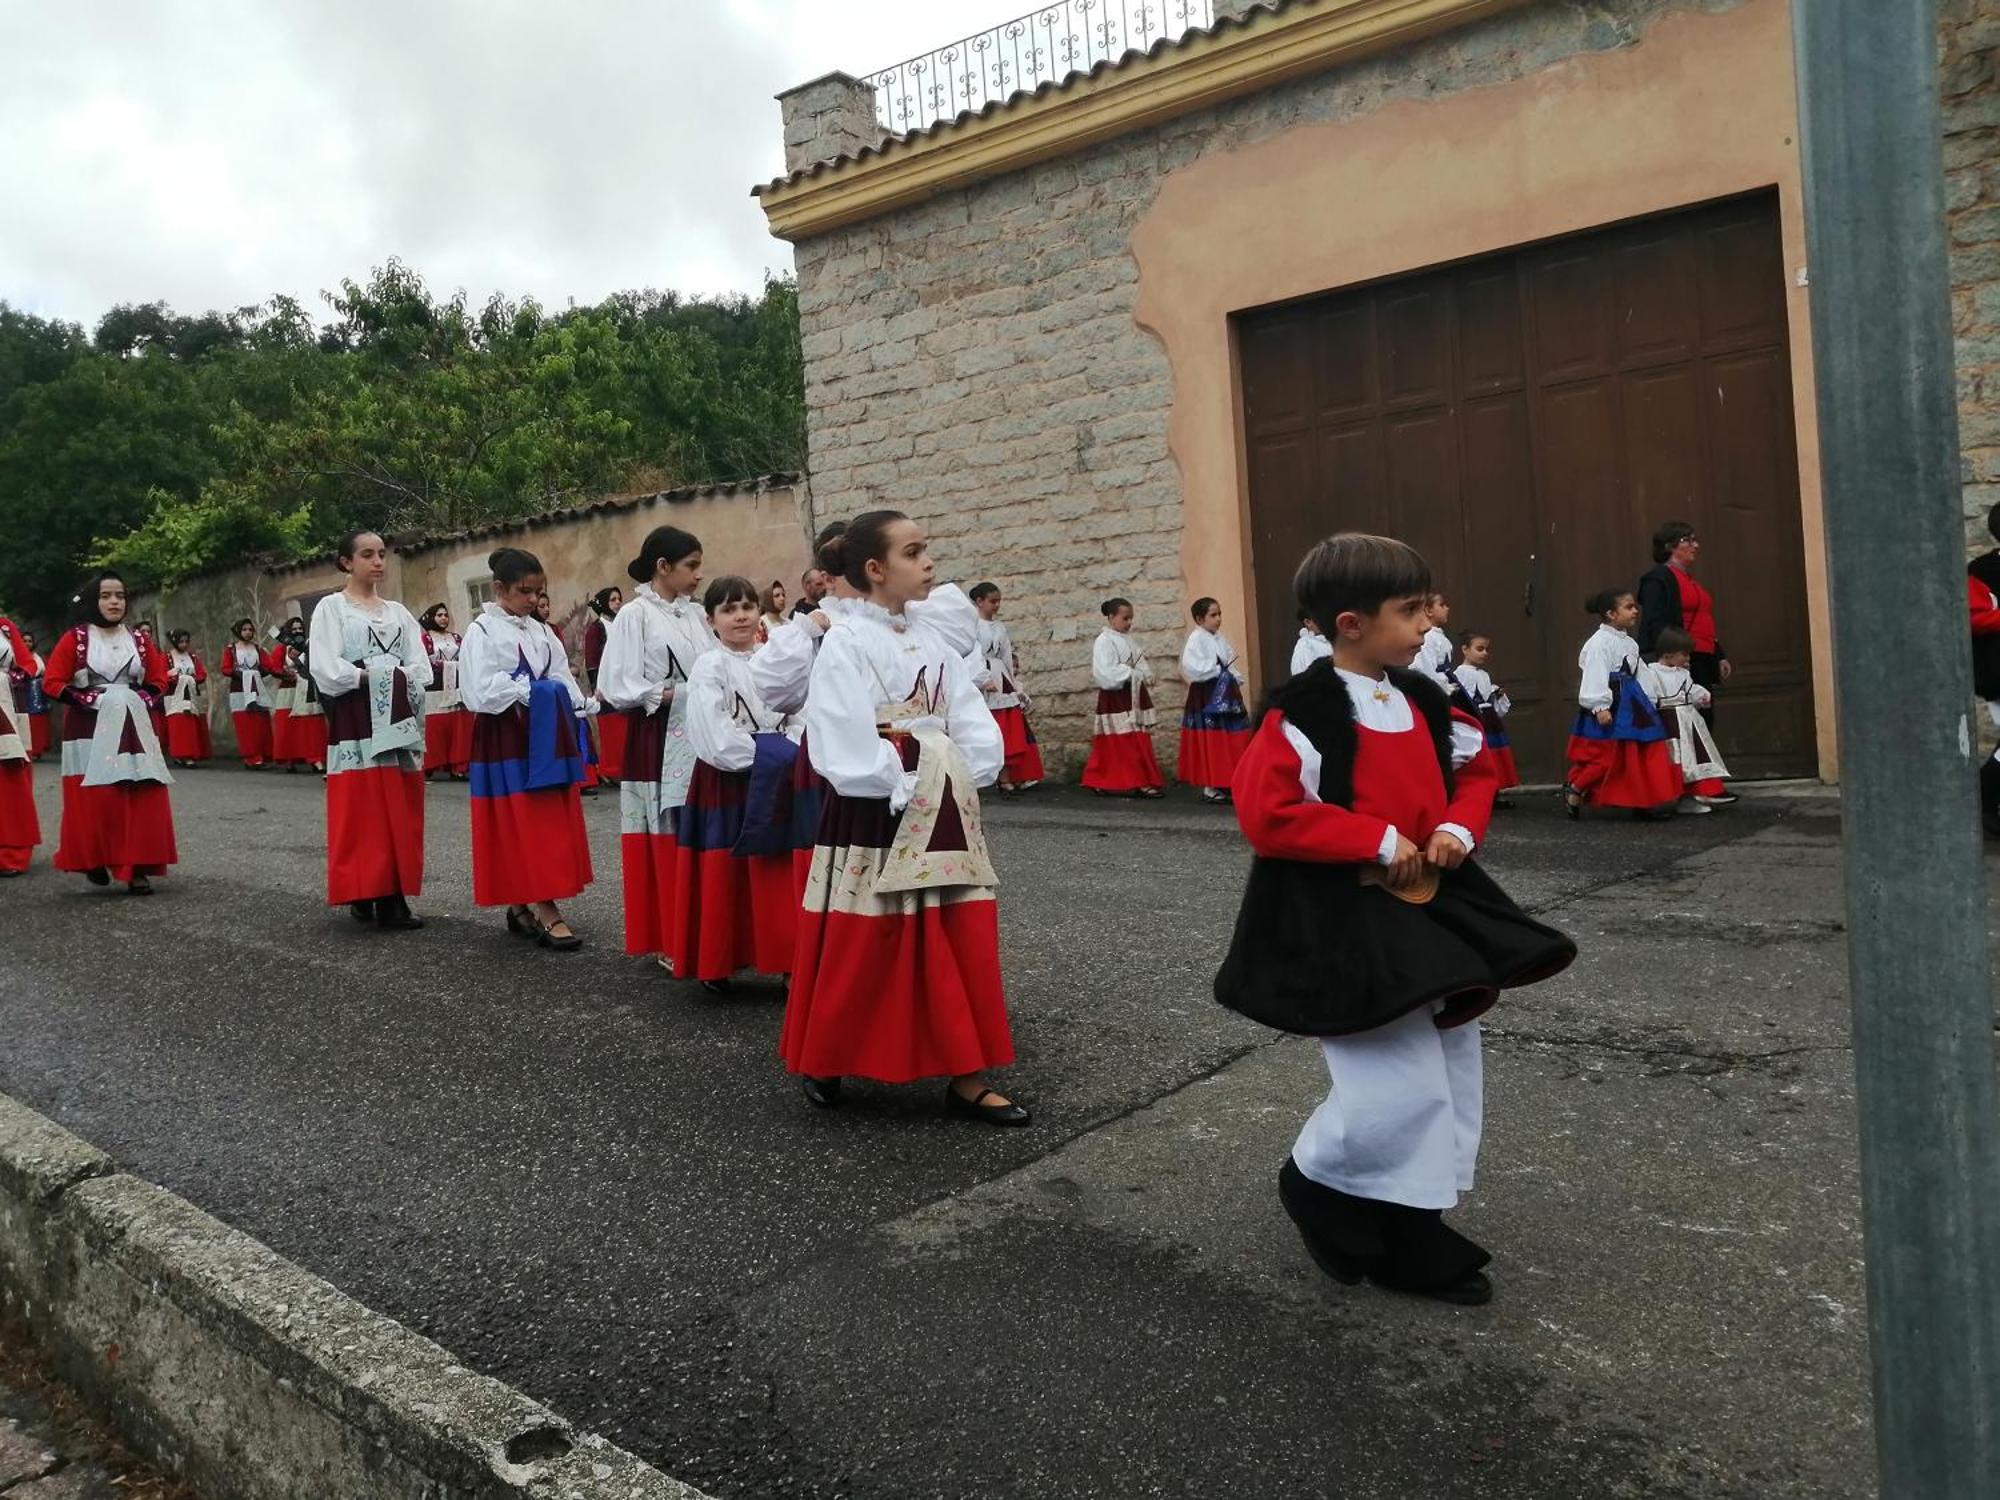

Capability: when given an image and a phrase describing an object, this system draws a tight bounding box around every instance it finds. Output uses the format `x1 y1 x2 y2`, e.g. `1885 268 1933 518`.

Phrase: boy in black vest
1214 534 1575 1304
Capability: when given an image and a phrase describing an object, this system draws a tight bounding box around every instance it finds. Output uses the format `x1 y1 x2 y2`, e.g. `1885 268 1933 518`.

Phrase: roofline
753 0 1529 241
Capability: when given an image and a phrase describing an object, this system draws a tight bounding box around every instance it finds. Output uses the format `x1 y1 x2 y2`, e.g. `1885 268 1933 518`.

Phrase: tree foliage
0 263 806 619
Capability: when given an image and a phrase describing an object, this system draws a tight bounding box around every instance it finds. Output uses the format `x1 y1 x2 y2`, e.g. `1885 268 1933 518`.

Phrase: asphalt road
0 764 1902 1497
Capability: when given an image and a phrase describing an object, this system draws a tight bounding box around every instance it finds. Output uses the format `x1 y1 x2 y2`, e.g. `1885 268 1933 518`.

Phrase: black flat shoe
535 919 583 952
374 895 424 930
349 900 377 924
1561 786 1581 821
700 978 734 995
84 867 111 887
945 1085 1031 1126
505 905 537 939
800 1075 842 1109
127 875 153 896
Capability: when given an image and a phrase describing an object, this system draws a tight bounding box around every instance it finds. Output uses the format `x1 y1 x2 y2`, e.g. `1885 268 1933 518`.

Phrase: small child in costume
1565 589 1682 820
1452 631 1519 807
1178 596 1253 804
1639 627 1729 815
1214 533 1575 1305
1290 613 1332 677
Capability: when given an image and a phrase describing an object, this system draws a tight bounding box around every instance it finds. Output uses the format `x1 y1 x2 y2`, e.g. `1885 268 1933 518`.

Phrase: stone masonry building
758 0 2000 782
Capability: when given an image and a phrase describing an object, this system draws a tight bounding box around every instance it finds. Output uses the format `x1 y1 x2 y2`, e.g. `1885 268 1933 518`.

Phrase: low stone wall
0 1091 708 1500
132 476 809 757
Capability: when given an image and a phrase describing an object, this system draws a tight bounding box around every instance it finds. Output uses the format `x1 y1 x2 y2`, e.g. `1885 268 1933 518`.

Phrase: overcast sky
0 0 1014 327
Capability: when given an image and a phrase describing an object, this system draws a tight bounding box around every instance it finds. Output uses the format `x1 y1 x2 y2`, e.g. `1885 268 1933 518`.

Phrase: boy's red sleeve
1439 708 1499 844
1969 576 2000 636
1230 715 1392 864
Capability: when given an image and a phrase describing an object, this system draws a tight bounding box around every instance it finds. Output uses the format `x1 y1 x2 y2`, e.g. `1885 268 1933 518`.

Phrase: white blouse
686 646 801 772
1578 624 1642 712
596 585 714 715
973 617 1021 708
1639 661 1709 711
1180 627 1239 685
460 603 585 714
309 595 427 695
1279 668 1485 861
750 599 849 715
805 601 1002 806
1091 629 1151 692
68 626 143 687
1452 664 1510 716
1417 626 1456 689
1290 629 1332 676
225 641 265 686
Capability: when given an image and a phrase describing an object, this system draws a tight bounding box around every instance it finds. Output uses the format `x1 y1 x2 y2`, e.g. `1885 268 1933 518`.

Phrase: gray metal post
1791 2 2000 1492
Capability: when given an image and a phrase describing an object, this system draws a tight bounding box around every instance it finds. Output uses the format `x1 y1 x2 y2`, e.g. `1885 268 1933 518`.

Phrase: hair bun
626 554 649 584
817 533 849 577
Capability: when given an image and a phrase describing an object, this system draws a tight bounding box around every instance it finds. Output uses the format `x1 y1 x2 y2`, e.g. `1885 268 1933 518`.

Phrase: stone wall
789 0 1768 771
133 478 809 755
1947 0 2000 552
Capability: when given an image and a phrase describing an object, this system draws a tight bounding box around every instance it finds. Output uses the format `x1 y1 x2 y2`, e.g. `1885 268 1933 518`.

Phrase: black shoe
1561 787 1581 821
374 894 424 930
945 1084 1031 1126
84 866 111 887
1277 1159 1375 1284
700 978 735 996
801 1075 843 1109
127 875 154 896
505 905 537 939
349 900 378 924
1980 760 2000 836
535 917 583 952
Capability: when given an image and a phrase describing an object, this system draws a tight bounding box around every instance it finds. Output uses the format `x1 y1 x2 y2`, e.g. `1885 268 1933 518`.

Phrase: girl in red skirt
970 581 1044 795
598 526 714 969
419 605 473 780
1452 631 1520 806
0 615 40 876
11 629 51 762
460 548 594 950
311 530 429 930
782 510 1026 1125
223 620 272 768
583 587 625 784
44 571 177 893
1081 597 1164 797
1565 590 1681 820
1177 596 1252 803
675 575 801 993
162 631 213 765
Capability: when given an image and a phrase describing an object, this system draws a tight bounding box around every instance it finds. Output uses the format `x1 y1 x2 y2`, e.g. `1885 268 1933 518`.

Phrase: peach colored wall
1129 0 1835 778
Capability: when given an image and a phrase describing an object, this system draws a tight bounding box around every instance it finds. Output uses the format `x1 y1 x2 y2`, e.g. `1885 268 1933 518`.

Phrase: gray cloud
0 0 1006 324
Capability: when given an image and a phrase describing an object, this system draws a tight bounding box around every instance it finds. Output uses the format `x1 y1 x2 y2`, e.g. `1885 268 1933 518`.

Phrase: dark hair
1654 626 1695 657
1456 629 1490 649
1292 534 1431 631
812 519 849 578
1651 520 1697 565
969 581 1000 603
588 586 621 618
1100 597 1132 618
335 528 381 572
284 616 305 631
758 580 787 616
626 526 700 585
70 570 127 628
420 603 451 630
170 629 191 646
822 509 909 592
1987 502 1999 545
702 575 759 616
231 617 254 637
488 547 545 586
1190 596 1218 621
1585 587 1635 617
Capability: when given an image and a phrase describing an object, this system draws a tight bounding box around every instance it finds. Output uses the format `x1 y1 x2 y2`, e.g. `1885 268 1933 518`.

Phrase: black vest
1259 660 1457 802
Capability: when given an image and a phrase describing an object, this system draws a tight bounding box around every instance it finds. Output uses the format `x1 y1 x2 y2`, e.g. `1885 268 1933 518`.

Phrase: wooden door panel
1237 192 1811 778
1379 285 1451 410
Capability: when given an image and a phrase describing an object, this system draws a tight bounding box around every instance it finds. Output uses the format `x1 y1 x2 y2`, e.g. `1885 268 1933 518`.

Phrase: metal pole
1791 2 2000 1493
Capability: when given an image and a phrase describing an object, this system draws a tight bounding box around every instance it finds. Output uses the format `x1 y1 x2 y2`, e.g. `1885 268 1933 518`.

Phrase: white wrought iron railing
869 0 1218 134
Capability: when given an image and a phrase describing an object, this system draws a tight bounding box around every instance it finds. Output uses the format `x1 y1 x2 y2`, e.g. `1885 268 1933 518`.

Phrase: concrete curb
0 1092 712 1499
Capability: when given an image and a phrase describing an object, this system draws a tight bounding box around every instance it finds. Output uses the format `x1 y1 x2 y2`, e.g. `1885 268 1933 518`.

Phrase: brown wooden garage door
1236 192 1814 782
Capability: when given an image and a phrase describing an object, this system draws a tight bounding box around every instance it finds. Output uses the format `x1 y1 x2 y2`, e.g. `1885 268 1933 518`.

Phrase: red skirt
232 708 271 766
619 707 679 956
471 784 591 906
596 711 628 781
424 709 473 775
993 706 1044 785
327 766 424 904
1083 732 1164 792
56 778 176 879
1177 727 1251 788
290 713 328 766
165 713 211 762
28 715 50 760
782 748 1012 1083
1487 743 1521 790
1566 736 1682 810
270 707 293 762
669 765 796 980
0 761 39 872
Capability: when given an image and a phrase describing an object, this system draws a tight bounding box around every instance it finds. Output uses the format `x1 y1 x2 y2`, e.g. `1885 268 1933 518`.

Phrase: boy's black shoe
1279 1157 1493 1303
